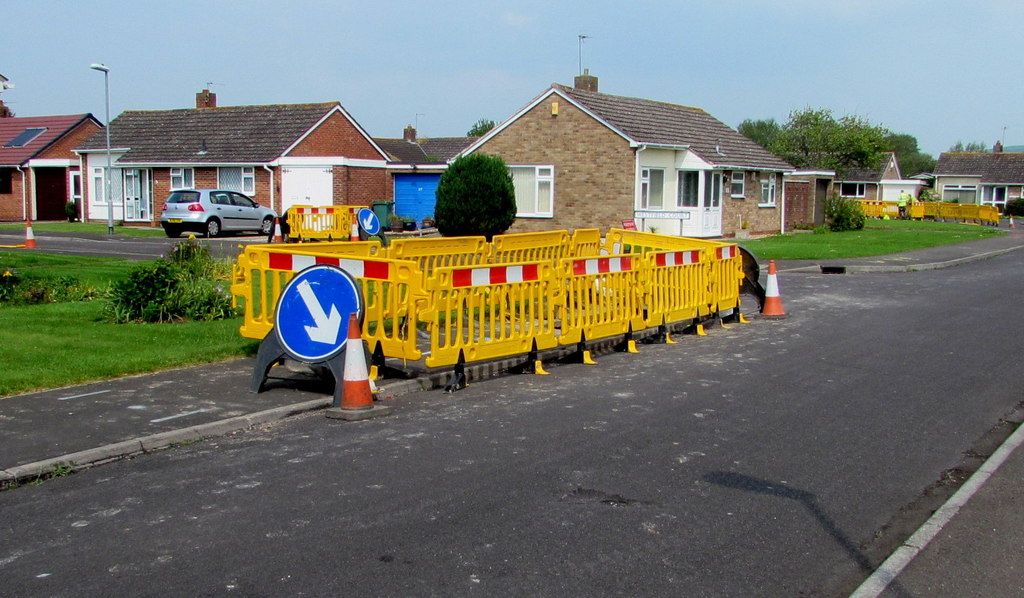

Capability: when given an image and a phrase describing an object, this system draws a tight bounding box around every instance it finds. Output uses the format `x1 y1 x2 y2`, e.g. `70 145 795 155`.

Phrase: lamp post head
89 63 109 73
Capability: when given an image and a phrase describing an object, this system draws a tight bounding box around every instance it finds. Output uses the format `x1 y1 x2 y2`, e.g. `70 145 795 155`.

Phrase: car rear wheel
260 216 274 236
206 218 221 238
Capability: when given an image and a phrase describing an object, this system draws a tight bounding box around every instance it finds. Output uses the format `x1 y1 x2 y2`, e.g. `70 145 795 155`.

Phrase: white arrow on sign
296 280 342 344
360 212 376 231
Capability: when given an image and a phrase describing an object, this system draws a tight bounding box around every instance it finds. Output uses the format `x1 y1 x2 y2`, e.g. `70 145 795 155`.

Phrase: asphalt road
0 229 265 260
2 253 1022 596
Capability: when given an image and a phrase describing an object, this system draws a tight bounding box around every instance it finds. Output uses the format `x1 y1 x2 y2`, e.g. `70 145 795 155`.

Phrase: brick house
75 90 390 225
835 152 921 202
460 72 792 237
0 109 103 222
374 126 476 226
933 143 1024 210
783 169 835 230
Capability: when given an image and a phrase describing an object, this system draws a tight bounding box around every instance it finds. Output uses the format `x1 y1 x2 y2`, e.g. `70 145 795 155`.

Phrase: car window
230 193 256 208
166 191 200 203
211 192 232 206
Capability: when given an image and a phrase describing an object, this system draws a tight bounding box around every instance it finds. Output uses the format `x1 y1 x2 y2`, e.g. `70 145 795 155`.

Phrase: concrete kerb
780 244 1024 275
0 318 733 488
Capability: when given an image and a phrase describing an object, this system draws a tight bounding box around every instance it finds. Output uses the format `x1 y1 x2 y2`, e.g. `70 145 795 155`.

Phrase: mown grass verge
0 250 256 397
741 219 1005 260
0 221 166 238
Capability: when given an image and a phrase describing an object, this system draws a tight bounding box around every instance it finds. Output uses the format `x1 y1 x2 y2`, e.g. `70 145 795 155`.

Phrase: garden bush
1004 198 1024 217
435 154 517 240
824 193 866 232
105 237 233 323
0 269 100 306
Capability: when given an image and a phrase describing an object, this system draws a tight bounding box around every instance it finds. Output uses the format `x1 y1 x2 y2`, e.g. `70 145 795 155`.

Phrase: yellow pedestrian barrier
386 236 490 277
286 204 366 241
643 249 711 327
490 230 572 264
422 261 560 367
861 200 1000 225
570 228 603 257
558 255 646 346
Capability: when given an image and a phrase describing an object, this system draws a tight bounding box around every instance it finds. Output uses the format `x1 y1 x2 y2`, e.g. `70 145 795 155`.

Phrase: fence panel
643 249 711 327
422 262 560 367
287 205 366 241
570 228 603 257
490 230 571 264
558 256 646 346
386 236 490 277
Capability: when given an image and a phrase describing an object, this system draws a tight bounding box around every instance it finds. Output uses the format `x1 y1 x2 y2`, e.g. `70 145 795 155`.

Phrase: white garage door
281 166 333 213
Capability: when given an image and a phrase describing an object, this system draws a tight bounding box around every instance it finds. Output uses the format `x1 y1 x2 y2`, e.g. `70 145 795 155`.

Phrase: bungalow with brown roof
75 89 390 225
933 143 1024 210
0 113 103 222
835 152 921 202
460 71 793 238
373 126 476 226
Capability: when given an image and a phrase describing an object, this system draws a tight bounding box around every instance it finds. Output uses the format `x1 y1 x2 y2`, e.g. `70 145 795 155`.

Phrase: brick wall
722 170 782 236
0 167 28 221
287 111 383 160
783 180 812 231
473 94 635 232
332 166 391 205
39 120 102 160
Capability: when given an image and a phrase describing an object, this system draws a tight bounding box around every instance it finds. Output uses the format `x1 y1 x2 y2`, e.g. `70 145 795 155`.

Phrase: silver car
160 189 276 238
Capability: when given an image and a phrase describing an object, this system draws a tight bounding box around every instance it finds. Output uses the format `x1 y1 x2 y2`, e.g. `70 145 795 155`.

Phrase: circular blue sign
357 208 381 236
274 265 362 363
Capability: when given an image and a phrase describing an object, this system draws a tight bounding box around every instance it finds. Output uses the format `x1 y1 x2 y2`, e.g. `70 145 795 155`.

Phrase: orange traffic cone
326 313 392 421
272 217 284 243
761 260 786 319
24 220 37 249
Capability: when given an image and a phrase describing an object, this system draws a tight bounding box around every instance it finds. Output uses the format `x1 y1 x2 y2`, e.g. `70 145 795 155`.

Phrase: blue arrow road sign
357 208 381 236
274 265 362 363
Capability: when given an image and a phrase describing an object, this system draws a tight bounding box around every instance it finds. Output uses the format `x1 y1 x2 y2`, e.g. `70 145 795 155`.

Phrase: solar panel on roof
3 127 47 148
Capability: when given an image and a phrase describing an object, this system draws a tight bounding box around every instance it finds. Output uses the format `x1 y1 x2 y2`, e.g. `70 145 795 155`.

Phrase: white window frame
676 170 700 208
942 184 977 203
170 167 194 190
640 167 665 209
509 165 554 218
217 166 257 195
730 171 745 198
760 173 777 207
981 185 1007 207
92 167 106 204
839 182 866 198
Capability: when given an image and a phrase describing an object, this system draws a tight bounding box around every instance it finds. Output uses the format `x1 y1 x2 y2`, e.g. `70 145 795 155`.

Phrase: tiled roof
373 136 477 165
77 103 338 163
935 152 1024 183
553 84 792 171
840 167 883 183
0 114 95 166
420 137 477 162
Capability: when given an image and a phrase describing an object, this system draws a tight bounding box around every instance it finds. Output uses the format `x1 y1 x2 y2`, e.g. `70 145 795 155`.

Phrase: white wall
84 152 126 222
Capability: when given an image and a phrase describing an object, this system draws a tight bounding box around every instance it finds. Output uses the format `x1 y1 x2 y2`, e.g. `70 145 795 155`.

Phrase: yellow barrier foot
738 313 750 324
534 360 550 375
627 339 639 354
368 364 379 381
696 324 707 337
665 332 677 345
582 350 597 365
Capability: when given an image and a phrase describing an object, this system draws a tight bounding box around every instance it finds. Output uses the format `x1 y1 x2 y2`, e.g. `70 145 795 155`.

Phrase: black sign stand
251 327 346 406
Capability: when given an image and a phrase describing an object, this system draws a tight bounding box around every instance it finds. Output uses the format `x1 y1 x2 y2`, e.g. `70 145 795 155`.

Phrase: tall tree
770 108 889 174
884 132 935 176
466 118 496 137
737 118 781 151
949 140 989 152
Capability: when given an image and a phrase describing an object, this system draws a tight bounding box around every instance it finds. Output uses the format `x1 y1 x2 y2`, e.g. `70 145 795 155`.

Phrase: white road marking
57 390 111 401
149 408 214 423
850 420 1024 598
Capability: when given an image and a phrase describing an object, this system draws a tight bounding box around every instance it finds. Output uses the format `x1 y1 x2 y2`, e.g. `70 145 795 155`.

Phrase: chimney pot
0 99 12 118
196 88 217 109
994 140 1004 153
403 125 416 142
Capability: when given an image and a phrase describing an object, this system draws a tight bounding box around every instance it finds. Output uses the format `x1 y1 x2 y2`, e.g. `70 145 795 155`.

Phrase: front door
123 169 152 221
677 170 701 236
701 171 723 236
69 171 82 220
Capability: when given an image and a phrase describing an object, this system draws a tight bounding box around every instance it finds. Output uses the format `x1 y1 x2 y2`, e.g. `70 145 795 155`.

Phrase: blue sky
3 1 1021 156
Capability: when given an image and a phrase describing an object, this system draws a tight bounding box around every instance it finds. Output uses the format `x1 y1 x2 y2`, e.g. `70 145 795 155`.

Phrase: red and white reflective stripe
655 250 700 267
452 264 540 288
266 253 390 279
715 245 737 260
571 257 633 276
293 207 333 215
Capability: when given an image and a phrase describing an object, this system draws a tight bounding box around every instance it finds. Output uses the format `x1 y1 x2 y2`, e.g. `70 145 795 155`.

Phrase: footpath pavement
2 227 1024 596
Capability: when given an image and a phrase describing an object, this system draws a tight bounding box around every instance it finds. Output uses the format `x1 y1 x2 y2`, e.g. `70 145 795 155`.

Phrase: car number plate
168 218 182 223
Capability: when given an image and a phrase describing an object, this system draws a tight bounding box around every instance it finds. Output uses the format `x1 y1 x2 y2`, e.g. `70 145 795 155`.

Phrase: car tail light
187 203 205 212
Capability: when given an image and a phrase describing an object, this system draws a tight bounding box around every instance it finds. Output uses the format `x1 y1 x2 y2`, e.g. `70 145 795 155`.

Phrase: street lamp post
90 63 113 236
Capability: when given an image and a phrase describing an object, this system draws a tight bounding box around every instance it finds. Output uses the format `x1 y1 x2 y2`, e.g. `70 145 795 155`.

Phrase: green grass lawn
740 220 1005 260
0 251 257 397
0 221 166 238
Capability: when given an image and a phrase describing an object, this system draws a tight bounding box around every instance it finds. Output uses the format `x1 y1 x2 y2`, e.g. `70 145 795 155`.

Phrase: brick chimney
0 99 12 118
574 68 598 93
993 140 1003 153
196 88 217 109
403 125 416 142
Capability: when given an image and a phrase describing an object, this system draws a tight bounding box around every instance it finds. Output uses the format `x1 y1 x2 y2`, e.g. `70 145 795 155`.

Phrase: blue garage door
394 173 441 225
